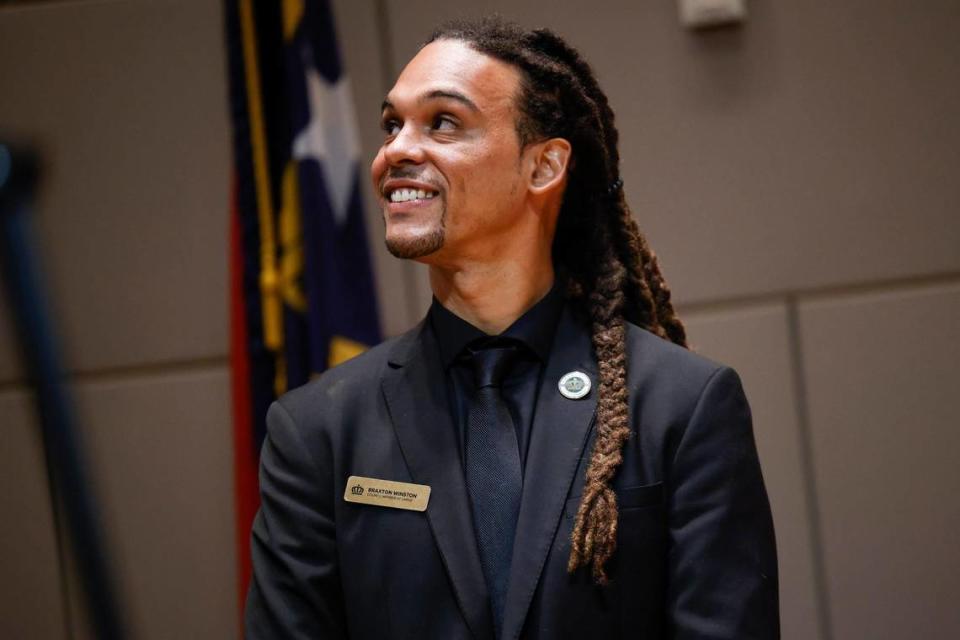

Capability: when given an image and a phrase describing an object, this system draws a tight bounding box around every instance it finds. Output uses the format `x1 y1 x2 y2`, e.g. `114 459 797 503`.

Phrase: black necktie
464 342 522 637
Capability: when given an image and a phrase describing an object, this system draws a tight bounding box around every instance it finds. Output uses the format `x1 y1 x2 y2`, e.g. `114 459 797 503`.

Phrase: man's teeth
389 188 437 203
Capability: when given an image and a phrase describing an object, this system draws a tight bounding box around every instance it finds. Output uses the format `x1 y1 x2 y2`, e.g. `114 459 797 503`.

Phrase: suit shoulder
274 329 408 423
624 321 733 402
621 324 753 453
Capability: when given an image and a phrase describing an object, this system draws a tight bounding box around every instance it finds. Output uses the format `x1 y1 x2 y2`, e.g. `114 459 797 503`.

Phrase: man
245 17 778 640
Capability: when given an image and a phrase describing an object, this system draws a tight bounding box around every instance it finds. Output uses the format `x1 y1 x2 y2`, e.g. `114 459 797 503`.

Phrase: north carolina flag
225 0 381 615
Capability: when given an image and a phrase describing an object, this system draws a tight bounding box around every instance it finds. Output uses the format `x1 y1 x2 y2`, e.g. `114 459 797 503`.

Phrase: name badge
344 475 431 512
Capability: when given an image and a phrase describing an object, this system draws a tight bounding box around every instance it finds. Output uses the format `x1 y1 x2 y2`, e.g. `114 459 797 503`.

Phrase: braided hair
427 16 689 584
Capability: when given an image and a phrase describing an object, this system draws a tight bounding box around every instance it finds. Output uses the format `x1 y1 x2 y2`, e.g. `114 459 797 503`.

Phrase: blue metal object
0 142 126 640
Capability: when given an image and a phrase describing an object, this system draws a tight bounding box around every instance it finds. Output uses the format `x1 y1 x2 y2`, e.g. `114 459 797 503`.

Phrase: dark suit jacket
245 306 779 639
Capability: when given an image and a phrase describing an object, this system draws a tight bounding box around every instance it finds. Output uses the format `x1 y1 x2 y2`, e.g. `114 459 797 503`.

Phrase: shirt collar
429 283 565 369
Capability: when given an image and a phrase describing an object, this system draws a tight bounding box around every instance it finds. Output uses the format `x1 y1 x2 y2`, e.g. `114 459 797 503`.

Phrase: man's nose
383 124 426 166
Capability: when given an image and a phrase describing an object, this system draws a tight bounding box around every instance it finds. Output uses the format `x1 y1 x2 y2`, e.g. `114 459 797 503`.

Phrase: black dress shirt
429 284 565 473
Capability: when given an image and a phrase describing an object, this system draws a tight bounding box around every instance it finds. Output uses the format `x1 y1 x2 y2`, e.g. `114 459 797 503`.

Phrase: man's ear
529 138 572 195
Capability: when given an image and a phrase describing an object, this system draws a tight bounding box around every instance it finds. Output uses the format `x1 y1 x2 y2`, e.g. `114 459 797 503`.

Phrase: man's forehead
384 39 520 110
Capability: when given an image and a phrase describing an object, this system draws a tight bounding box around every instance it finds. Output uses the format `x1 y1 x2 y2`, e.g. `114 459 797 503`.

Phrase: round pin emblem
558 371 591 400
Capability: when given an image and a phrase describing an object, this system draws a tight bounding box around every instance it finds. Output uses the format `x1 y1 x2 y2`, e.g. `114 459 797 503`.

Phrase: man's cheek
370 154 386 189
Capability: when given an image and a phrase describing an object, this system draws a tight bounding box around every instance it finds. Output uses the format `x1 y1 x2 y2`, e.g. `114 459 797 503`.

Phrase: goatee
385 227 445 259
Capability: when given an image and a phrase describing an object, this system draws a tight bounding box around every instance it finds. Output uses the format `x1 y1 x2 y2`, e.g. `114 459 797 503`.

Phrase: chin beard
385 227 446 259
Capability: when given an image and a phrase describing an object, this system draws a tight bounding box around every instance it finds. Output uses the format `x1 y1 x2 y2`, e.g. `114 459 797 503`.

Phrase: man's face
371 39 529 263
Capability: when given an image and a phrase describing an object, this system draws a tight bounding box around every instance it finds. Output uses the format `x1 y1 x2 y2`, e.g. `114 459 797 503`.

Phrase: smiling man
245 17 779 640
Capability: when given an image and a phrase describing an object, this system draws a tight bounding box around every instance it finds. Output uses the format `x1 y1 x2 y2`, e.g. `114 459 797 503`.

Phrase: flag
224 0 381 616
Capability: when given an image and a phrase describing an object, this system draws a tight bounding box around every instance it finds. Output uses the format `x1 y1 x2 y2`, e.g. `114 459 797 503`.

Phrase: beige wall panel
0 0 230 381
0 390 67 639
382 0 960 304
683 303 821 640
799 283 960 639
62 368 237 639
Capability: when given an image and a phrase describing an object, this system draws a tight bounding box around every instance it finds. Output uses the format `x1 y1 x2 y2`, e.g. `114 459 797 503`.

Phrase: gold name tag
344 475 431 512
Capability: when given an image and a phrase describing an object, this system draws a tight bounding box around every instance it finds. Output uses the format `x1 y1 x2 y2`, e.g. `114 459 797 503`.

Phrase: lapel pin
558 371 591 399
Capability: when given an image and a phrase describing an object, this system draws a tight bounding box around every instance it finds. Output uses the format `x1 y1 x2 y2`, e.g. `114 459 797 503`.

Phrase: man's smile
388 188 439 203
382 178 443 213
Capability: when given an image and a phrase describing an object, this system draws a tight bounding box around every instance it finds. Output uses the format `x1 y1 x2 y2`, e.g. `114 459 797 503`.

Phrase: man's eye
432 115 457 131
381 119 401 136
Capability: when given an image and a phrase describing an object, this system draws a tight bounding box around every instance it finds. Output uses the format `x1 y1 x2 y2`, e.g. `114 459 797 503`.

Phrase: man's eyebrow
380 89 479 114
422 90 479 112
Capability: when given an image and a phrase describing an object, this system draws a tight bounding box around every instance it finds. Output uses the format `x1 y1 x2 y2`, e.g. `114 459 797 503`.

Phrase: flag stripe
228 177 258 621
238 0 282 352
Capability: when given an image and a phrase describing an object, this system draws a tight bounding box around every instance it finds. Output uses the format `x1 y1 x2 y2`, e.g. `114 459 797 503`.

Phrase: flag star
292 59 361 226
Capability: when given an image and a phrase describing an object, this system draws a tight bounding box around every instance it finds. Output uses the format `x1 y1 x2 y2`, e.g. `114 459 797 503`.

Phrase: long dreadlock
427 17 689 584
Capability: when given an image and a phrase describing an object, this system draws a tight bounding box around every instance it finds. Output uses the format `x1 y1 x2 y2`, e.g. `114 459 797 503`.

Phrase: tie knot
466 341 520 389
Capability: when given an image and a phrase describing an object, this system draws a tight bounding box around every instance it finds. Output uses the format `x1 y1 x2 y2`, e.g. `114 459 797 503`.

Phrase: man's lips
384 195 441 215
381 178 442 204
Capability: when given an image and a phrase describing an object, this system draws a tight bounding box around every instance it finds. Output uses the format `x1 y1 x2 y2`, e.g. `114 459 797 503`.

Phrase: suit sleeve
244 400 348 639
666 366 780 639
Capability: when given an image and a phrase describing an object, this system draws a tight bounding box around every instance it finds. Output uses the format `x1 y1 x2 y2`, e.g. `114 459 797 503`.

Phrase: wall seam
0 356 230 391
677 270 960 315
785 294 834 640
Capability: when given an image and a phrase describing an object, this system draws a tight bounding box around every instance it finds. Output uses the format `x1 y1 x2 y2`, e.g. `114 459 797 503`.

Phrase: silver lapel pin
558 371 591 399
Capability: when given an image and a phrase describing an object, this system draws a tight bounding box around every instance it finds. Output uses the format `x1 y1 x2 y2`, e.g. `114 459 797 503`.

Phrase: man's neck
429 260 555 335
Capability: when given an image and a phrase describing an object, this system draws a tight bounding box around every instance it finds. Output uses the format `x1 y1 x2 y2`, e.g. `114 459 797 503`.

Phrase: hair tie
606 177 623 197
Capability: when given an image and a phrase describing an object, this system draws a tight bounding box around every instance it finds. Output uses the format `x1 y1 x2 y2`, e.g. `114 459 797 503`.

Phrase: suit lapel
501 308 598 640
381 322 494 640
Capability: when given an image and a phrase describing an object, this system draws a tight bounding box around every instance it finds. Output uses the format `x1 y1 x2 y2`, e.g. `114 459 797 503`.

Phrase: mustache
379 167 443 193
